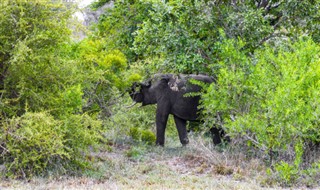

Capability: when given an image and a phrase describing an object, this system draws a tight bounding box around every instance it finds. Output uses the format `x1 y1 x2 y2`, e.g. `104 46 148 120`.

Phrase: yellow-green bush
141 130 156 145
0 112 102 178
129 127 141 141
0 0 107 178
202 36 320 185
129 127 156 145
1 112 65 177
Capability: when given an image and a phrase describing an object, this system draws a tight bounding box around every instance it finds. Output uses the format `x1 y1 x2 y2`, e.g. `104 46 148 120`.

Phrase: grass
0 134 299 190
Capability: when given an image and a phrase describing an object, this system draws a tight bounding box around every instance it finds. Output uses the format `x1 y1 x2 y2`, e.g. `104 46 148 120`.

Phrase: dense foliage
96 0 320 74
201 36 320 184
0 0 319 186
0 0 128 178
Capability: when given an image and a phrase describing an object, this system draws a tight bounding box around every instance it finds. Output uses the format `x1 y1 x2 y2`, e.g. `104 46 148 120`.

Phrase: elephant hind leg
174 116 189 145
210 127 230 145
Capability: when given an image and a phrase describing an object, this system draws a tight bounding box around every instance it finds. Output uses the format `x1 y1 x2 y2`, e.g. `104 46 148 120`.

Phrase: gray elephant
129 74 227 146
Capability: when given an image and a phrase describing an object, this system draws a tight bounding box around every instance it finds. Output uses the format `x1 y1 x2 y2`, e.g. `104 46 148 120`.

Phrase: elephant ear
145 80 152 88
129 82 144 102
131 82 140 93
155 75 171 90
160 75 171 84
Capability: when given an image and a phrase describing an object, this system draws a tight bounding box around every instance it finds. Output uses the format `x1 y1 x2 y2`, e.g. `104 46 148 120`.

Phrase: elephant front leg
156 110 169 146
174 116 189 145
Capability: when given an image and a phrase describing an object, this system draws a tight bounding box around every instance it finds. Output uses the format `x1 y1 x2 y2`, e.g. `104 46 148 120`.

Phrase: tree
94 0 320 74
0 0 74 115
94 0 153 62
0 0 106 178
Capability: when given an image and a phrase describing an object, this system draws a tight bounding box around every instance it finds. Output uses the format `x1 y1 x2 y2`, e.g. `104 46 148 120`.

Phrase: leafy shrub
0 112 103 178
129 127 156 145
0 112 66 178
274 161 298 185
60 114 103 161
141 130 156 145
202 37 320 185
90 0 112 10
129 127 141 141
0 0 108 178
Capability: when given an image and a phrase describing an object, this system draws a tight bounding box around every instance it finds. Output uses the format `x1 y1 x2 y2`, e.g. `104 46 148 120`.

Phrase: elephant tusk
125 102 138 109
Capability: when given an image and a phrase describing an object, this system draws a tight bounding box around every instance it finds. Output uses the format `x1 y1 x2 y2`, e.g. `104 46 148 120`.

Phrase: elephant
129 74 227 146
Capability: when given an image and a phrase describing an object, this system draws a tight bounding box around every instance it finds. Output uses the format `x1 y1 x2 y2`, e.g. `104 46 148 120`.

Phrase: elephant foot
156 140 165 146
180 138 189 146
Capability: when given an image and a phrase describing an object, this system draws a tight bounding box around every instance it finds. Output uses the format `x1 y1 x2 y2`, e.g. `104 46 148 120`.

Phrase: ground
0 138 314 190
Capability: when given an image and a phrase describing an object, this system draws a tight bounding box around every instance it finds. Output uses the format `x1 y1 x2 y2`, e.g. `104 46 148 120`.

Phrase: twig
124 102 138 109
0 144 9 153
244 134 268 152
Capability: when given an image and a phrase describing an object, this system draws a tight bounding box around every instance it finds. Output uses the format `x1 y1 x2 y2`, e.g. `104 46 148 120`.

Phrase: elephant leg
210 127 230 145
156 107 169 146
210 127 222 145
174 116 189 145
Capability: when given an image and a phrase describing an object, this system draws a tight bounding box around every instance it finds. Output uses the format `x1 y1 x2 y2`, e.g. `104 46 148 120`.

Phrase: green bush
141 130 156 145
1 112 66 178
202 37 320 184
0 0 109 178
0 112 103 178
274 161 298 185
129 127 141 141
129 127 156 145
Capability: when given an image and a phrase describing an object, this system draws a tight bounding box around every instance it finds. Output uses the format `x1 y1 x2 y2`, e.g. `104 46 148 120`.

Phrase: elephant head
129 80 157 106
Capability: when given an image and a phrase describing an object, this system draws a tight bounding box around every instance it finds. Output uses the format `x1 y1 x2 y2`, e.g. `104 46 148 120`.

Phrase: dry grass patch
1 136 315 190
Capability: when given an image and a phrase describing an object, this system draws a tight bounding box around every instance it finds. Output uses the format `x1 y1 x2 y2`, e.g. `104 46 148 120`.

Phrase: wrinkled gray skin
129 74 224 146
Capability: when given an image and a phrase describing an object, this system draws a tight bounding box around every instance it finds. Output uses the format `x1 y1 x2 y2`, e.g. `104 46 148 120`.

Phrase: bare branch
0 144 9 154
124 102 138 109
244 134 268 152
